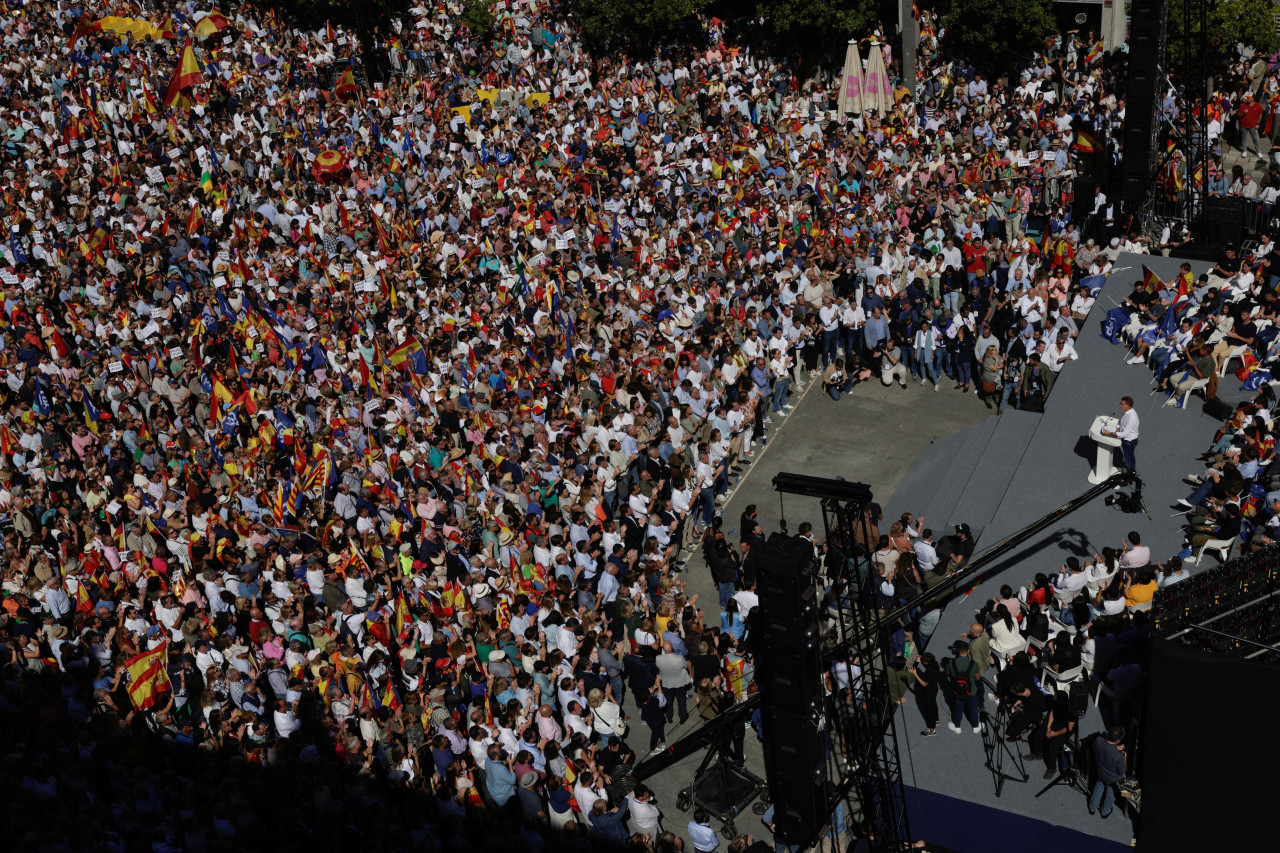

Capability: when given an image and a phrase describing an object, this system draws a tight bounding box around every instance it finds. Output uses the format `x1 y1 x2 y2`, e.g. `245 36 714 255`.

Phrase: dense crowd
2 0 1278 850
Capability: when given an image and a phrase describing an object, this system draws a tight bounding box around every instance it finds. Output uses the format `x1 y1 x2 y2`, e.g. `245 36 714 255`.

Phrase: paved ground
626 369 990 846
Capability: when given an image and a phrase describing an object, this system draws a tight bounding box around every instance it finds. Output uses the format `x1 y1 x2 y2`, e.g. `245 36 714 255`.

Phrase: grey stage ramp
893 252 1234 845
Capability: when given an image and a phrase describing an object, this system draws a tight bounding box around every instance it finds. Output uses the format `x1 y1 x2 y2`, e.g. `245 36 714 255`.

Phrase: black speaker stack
756 534 829 841
1120 0 1169 216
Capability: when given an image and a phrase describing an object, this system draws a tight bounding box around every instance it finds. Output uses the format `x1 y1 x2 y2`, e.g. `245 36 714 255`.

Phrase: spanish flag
164 39 205 110
1072 129 1101 155
186 203 204 236
194 12 231 39
335 68 358 100
75 579 94 614
1141 264 1166 292
124 641 171 710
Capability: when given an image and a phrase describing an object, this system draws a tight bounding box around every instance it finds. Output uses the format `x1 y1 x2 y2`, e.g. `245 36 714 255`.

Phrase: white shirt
913 539 939 573
1115 408 1139 440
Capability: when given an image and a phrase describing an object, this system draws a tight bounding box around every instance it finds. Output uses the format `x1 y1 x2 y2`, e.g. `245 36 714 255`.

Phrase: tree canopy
942 0 1056 71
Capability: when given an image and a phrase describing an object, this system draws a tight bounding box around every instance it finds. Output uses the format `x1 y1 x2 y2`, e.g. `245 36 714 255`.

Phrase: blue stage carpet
906 787 1132 853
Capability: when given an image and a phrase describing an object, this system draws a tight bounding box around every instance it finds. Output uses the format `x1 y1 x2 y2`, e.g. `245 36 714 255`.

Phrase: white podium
1088 415 1122 484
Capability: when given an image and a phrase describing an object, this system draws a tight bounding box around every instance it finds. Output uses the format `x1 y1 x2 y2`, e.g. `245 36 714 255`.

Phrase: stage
885 252 1234 849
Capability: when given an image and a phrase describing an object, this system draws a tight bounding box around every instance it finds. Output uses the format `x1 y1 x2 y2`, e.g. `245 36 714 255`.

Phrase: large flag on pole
837 40 864 119
163 39 204 111
124 641 171 710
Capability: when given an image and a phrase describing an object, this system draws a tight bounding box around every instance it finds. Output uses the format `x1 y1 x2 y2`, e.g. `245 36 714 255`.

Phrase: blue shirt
688 819 719 852
486 759 518 805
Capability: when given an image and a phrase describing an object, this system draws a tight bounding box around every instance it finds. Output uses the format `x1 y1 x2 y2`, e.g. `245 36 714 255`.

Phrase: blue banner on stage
1101 307 1129 344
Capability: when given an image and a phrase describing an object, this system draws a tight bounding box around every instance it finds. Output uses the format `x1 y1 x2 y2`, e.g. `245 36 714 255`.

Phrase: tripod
1035 728 1089 799
979 679 1028 797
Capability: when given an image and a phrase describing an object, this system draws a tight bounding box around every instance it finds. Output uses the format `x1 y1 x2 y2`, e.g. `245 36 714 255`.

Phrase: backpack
950 657 976 700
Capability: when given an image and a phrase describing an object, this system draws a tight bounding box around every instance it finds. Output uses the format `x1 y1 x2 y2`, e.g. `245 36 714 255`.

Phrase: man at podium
1102 396 1140 472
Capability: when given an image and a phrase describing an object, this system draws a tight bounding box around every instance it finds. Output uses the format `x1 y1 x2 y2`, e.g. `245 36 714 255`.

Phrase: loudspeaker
760 709 828 840
758 534 827 841
1072 177 1095 223
1204 197 1245 249
1203 397 1234 421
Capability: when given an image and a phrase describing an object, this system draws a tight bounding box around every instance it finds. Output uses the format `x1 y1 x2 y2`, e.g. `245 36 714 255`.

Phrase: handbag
982 380 997 393
596 704 627 737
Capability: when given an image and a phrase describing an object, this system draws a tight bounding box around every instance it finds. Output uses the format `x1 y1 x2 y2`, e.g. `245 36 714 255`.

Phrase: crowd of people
2 0 1277 849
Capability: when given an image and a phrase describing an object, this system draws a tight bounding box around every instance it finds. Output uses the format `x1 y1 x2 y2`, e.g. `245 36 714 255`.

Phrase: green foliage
943 0 1056 69
460 0 495 34
755 0 876 37
1169 0 1279 67
752 0 878 60
571 0 707 48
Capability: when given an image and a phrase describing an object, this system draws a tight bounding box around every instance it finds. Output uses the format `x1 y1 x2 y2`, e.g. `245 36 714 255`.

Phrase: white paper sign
106 500 123 516
673 268 688 282
169 347 183 359
108 360 123 373
139 321 160 340
212 275 227 288
168 148 182 160
304 317 318 330
67 194 81 205
58 145 69 154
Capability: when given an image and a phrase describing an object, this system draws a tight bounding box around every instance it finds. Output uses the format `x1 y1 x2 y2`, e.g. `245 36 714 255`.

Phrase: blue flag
222 406 241 435
1157 301 1179 339
216 292 238 322
1079 273 1106 296
1101 307 1129 345
33 377 51 415
1243 369 1272 392
408 347 430 375
9 232 28 265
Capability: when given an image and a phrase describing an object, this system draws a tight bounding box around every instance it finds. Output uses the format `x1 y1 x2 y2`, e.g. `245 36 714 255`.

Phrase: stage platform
886 252 1233 848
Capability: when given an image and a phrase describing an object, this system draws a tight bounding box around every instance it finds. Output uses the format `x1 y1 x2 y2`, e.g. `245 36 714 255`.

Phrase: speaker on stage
760 709 828 838
757 535 828 840
1204 197 1245 250
1072 176 1095 223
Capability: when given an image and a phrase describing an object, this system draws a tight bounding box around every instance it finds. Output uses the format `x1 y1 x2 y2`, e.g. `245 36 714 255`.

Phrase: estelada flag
335 68 358 100
124 641 171 710
164 39 205 110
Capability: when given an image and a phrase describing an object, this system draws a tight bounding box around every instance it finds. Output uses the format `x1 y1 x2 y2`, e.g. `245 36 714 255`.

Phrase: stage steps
887 429 965 529
929 413 1001 534
948 409 1043 546
887 409 1042 543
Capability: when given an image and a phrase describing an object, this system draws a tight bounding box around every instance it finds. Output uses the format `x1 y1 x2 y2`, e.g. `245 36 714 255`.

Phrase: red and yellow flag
75 579 94 614
164 38 205 110
335 68 358 100
124 641 171 710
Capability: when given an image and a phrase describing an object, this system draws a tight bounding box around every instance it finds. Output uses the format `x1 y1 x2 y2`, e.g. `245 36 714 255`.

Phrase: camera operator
1003 681 1046 741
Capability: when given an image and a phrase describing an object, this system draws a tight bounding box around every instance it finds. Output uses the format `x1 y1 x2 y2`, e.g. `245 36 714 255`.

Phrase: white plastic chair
1190 537 1236 566
1218 345 1249 377
1042 662 1084 691
1165 376 1210 408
